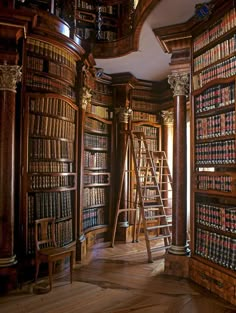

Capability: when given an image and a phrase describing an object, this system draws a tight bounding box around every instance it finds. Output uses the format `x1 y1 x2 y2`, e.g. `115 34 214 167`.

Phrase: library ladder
111 130 172 263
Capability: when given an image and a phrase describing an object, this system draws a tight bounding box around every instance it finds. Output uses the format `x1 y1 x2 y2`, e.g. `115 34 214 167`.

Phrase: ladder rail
111 130 172 262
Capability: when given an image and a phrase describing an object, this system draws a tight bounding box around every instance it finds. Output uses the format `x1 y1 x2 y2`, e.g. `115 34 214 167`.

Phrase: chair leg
48 261 53 291
35 260 40 283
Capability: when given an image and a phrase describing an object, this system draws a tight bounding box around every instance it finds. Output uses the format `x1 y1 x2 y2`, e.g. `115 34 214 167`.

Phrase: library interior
0 0 236 311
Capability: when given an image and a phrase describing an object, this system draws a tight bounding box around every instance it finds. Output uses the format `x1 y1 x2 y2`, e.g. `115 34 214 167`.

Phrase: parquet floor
0 240 236 313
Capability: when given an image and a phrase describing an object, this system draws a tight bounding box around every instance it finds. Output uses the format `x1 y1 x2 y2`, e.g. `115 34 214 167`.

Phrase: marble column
167 72 190 256
0 62 22 268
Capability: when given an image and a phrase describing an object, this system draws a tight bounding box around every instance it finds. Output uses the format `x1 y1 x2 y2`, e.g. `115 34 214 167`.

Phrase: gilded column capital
81 86 93 110
168 72 189 97
115 107 133 124
161 110 174 125
0 63 22 93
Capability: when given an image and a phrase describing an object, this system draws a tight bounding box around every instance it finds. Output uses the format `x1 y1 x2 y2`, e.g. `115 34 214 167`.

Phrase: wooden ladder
111 130 172 263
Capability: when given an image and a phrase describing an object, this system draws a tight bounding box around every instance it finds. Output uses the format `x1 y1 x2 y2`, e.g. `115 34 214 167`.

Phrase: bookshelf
21 36 79 259
80 72 113 254
127 88 162 227
75 0 120 41
190 2 236 305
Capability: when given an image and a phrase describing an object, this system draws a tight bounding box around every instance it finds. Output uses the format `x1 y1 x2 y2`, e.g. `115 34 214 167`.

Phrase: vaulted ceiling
95 0 206 81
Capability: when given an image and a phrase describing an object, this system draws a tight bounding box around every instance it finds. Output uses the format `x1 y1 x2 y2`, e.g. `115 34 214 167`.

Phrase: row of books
194 83 234 113
87 104 112 119
95 30 117 41
197 174 232 192
77 11 96 23
82 207 106 231
76 26 94 40
29 138 74 160
83 187 106 208
29 97 76 121
27 38 76 70
29 161 73 173
134 138 158 152
30 174 75 190
29 114 75 140
94 81 112 95
133 125 159 137
132 101 158 114
195 139 236 165
93 92 112 104
27 56 75 83
132 111 157 122
26 73 76 100
48 61 75 84
77 1 94 11
193 56 236 90
27 219 73 254
195 111 236 139
193 8 236 52
84 173 110 185
77 1 117 16
195 228 236 270
196 202 236 232
84 151 108 168
85 117 109 133
28 191 73 224
194 35 236 72
84 133 109 149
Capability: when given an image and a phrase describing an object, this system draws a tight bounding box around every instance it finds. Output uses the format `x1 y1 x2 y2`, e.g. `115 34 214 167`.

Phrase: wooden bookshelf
21 36 79 260
190 1 236 305
78 73 113 259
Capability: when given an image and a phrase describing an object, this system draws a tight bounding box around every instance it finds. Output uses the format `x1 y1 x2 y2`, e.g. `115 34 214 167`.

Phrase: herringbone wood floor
0 240 235 313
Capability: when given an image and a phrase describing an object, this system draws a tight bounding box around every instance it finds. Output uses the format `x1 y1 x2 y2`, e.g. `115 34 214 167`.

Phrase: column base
164 253 190 278
76 234 87 262
168 244 190 255
0 262 18 294
118 221 129 228
0 255 17 267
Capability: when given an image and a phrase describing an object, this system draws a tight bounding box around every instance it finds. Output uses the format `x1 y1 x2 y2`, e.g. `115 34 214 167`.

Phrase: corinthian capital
115 107 133 124
0 63 22 93
161 110 174 125
168 72 189 97
81 86 93 110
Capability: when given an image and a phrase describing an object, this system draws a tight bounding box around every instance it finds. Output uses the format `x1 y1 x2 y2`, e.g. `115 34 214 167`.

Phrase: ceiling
95 0 205 81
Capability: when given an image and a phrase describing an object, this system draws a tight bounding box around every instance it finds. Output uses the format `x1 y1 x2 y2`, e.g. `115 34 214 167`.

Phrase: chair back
35 217 57 251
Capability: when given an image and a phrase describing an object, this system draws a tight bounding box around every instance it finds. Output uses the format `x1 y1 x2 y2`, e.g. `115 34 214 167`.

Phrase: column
76 85 92 261
0 62 22 291
163 72 190 278
161 110 174 216
167 71 190 256
115 106 133 228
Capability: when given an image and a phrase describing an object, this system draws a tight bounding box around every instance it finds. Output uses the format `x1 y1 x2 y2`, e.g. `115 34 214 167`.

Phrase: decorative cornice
0 63 22 93
161 110 174 125
168 72 189 97
81 86 93 110
115 107 133 124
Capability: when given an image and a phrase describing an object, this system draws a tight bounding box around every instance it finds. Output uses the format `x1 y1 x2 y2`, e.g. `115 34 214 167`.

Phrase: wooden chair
35 217 74 291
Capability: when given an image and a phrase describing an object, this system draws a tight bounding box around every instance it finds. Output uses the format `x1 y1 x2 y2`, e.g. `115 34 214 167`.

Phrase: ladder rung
144 214 166 219
150 245 171 251
143 204 163 209
146 224 171 231
148 234 171 241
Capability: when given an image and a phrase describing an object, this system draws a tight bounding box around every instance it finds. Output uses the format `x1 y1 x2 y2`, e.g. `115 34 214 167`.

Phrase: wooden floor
0 240 236 313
